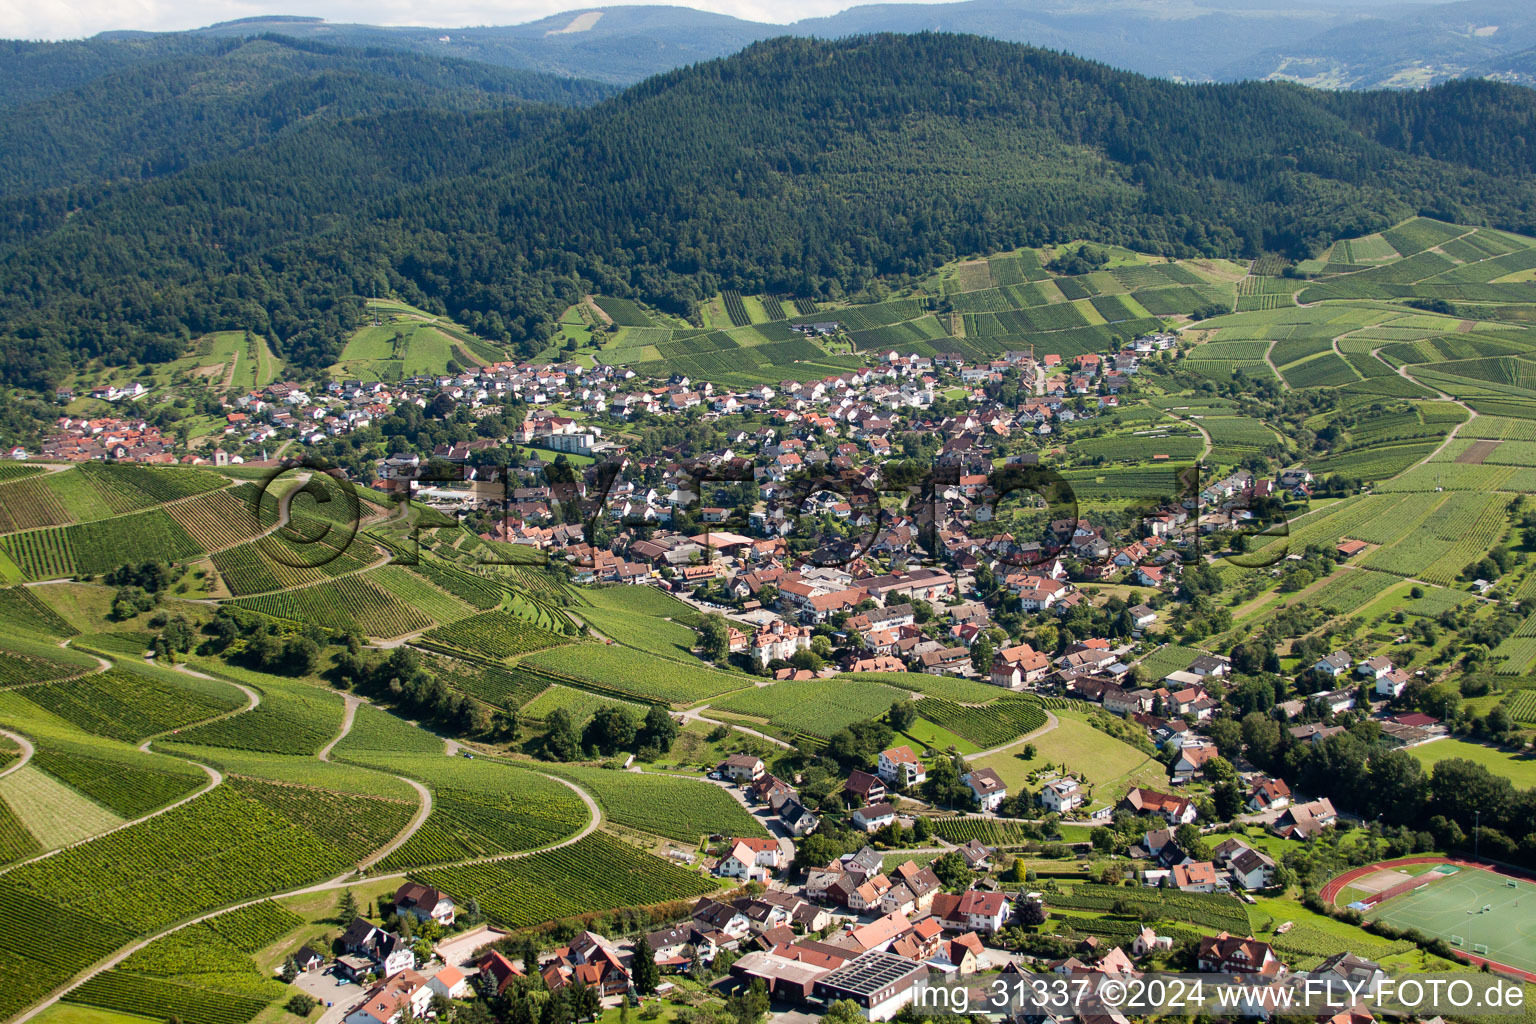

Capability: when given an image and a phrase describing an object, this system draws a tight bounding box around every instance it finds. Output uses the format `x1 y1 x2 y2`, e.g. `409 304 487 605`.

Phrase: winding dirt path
0 667 262 876
318 695 361 762
8 758 605 1024
0 728 35 780
679 707 795 750
358 778 433 869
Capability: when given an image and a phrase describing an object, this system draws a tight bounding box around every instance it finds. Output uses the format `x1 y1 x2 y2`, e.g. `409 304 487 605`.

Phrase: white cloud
3 0 868 41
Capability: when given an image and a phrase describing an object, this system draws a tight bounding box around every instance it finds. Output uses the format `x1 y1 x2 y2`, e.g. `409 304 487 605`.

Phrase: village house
990 642 1050 689
876 745 926 788
393 882 455 926
344 972 432 1024
962 767 1007 811
717 754 765 782
1039 777 1083 813
1196 933 1284 976
1121 787 1197 825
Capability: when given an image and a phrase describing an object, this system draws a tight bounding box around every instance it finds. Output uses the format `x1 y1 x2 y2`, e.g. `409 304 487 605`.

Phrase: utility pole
1474 810 1480 861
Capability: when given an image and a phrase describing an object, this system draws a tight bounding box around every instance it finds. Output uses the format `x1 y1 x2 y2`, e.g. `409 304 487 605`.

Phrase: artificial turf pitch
1367 866 1536 976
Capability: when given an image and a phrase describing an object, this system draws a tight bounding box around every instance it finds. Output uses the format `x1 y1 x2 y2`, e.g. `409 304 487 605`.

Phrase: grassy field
973 712 1165 807
1407 737 1536 789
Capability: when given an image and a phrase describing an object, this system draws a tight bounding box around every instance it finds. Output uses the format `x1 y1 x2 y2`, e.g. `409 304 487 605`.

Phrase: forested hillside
3 33 1536 390
0 36 614 196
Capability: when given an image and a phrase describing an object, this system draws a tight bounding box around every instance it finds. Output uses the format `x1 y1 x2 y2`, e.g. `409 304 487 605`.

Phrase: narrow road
58 636 110 673
1373 345 1480 469
358 778 433 869
680 707 794 750
1163 409 1212 461
0 728 35 779
318 695 361 762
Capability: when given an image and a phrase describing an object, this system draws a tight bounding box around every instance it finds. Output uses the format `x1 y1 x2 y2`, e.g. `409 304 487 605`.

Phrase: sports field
1366 865 1536 976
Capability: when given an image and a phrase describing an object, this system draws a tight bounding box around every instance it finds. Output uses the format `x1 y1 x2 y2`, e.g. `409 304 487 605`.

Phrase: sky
1 0 832 40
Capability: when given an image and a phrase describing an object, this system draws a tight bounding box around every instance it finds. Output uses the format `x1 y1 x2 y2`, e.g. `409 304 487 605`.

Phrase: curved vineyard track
0 728 34 780
8 763 605 1024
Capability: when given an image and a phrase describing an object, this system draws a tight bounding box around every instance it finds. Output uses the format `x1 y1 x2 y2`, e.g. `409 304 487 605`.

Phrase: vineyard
20 668 245 743
1503 689 1536 723
0 586 77 635
407 555 506 608
366 755 589 869
370 564 476 624
426 656 550 709
332 702 445 756
0 794 41 865
0 476 75 533
889 672 1003 704
592 296 656 327
32 746 206 818
166 488 264 550
1 507 205 579
0 644 87 687
934 818 1039 846
916 697 1047 748
522 643 750 705
1305 569 1401 614
227 775 414 855
417 831 717 929
76 463 226 512
1362 492 1512 585
210 529 376 597
64 901 301 1024
543 764 767 842
420 610 573 660
1048 883 1250 932
520 685 648 726
0 782 376 1014
230 573 433 637
709 676 909 740
171 669 341 755
571 586 703 659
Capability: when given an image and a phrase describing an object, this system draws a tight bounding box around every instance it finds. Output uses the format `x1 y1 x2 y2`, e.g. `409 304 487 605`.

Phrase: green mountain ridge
2 33 1535 390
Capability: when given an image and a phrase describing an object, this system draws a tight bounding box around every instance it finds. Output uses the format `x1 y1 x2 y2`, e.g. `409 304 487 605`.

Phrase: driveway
292 968 369 1024
436 924 510 967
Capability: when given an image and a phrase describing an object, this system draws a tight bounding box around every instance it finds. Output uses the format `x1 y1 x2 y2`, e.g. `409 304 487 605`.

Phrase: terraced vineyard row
420 610 573 660
335 753 589 870
417 831 717 929
230 573 433 637
2 508 204 579
933 818 1040 845
32 747 206 818
171 671 341 755
917 696 1047 748
710 675 908 739
20 669 245 743
523 643 750 706
544 763 767 842
167 488 266 550
0 587 77 635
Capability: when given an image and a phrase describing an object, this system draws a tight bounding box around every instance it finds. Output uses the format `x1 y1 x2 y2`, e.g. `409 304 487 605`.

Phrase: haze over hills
2 32 1535 393
28 0 1536 89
